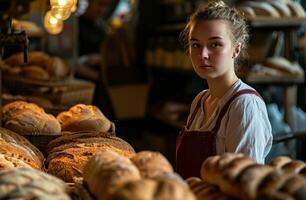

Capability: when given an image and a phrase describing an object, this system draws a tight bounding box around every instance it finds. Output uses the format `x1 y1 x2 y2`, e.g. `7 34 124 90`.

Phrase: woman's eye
190 43 200 48
210 43 222 48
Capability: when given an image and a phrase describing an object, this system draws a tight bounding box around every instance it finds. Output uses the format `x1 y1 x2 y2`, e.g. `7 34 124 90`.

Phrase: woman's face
189 19 240 80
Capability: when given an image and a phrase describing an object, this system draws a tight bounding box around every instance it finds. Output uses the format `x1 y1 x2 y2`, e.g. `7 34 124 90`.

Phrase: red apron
176 89 261 178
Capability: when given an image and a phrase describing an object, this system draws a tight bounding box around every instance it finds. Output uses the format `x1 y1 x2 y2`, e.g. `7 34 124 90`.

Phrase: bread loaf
3 101 61 135
83 150 141 200
20 65 50 81
57 104 115 133
47 131 135 157
46 132 136 182
201 153 306 199
130 151 173 179
3 101 44 122
109 179 196 200
0 167 70 199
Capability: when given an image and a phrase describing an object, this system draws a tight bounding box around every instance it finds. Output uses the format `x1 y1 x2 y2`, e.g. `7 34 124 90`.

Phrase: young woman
176 1 273 178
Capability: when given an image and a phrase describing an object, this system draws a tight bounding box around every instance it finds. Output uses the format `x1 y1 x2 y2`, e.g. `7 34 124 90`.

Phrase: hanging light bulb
51 6 71 20
44 10 63 35
50 0 74 20
50 0 74 9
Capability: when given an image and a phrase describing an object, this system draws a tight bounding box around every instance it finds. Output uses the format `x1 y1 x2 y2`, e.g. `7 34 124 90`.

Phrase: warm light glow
51 6 71 20
44 11 63 35
50 0 74 8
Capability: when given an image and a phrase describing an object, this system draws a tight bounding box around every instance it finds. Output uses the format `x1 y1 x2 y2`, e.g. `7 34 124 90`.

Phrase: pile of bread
3 51 70 81
247 56 305 81
2 101 114 136
188 153 306 200
238 0 306 19
0 100 197 199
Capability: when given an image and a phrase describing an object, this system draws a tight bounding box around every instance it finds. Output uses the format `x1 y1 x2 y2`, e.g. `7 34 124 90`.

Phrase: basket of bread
1 51 95 109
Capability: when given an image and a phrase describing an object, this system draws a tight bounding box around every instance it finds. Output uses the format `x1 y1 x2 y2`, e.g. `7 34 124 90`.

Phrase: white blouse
186 79 273 164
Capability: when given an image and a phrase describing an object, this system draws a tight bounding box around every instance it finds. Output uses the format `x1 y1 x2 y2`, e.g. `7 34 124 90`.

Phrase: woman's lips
199 64 212 68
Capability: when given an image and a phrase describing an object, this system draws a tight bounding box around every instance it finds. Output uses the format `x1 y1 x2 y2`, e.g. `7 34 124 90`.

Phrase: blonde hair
180 0 249 54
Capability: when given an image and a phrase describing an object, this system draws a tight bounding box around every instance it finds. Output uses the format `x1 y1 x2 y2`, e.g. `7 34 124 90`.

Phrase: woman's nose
201 47 209 60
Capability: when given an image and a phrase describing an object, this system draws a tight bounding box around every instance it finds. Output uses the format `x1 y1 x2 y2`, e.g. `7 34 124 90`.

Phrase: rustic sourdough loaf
57 104 115 133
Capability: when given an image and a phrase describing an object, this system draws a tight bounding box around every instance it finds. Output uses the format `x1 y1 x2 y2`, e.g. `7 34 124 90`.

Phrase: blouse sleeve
224 95 273 164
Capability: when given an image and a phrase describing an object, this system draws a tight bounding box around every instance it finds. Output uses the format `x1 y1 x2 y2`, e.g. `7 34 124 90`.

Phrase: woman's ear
232 42 241 59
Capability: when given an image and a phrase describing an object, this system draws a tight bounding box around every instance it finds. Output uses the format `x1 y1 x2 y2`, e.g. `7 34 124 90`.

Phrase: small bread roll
131 151 173 179
57 104 114 133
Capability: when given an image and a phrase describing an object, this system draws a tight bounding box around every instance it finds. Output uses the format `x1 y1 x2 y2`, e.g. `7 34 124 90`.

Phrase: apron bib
176 89 261 178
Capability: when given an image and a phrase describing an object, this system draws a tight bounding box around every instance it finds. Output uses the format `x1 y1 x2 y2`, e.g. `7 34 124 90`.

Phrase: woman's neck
207 73 239 99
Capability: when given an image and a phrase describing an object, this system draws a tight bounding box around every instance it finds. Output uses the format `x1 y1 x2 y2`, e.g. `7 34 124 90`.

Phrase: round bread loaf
46 132 136 182
0 167 70 199
84 150 141 200
108 179 196 200
3 101 44 123
130 151 173 179
46 131 134 156
57 104 114 133
5 109 61 135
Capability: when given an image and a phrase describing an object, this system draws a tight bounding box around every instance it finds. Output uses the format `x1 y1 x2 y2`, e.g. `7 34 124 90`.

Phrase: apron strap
186 92 206 129
211 89 262 132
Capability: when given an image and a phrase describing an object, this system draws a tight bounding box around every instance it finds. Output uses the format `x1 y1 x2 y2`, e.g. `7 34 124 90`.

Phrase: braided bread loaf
201 153 306 200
